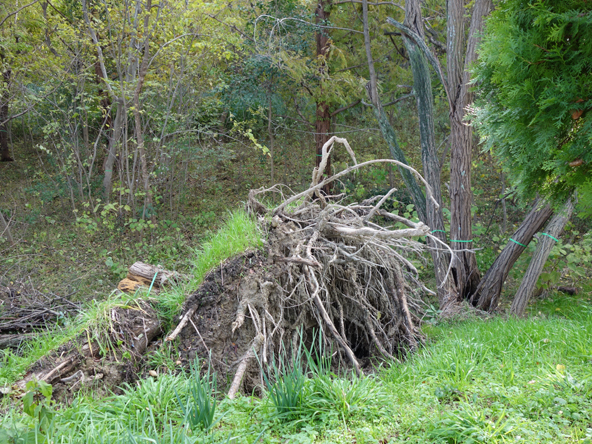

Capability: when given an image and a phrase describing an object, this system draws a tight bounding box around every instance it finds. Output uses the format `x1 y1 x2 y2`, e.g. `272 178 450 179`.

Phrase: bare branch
0 0 40 28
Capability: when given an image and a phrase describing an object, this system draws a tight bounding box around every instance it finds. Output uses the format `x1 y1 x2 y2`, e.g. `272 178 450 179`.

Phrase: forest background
1 0 590 310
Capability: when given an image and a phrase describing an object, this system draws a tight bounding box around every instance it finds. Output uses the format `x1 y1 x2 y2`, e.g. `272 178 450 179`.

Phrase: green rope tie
147 272 158 296
510 238 527 247
541 233 559 242
451 239 473 243
431 230 446 234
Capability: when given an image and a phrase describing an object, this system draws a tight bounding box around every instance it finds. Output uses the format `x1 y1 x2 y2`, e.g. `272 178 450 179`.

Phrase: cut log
117 278 145 293
127 262 185 288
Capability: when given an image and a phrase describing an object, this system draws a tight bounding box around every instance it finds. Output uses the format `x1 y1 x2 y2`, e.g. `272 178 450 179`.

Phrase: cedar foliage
473 0 592 211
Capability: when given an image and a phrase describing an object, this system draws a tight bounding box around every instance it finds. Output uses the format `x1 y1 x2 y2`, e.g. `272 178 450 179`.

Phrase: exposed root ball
172 137 433 397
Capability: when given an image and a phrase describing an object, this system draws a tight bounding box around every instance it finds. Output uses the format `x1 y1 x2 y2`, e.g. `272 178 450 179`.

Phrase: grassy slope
2 293 592 443
0 210 262 386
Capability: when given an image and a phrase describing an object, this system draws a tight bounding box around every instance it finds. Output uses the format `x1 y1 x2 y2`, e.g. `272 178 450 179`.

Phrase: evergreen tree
474 0 592 213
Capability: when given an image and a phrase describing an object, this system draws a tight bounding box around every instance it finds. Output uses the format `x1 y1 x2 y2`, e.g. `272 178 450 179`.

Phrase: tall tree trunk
470 198 554 311
403 0 455 307
361 0 427 222
447 0 492 299
315 0 332 192
1 68 13 162
103 102 123 200
511 199 573 317
82 0 123 201
268 90 275 183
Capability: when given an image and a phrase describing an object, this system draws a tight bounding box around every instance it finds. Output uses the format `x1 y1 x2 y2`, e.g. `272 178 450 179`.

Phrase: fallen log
118 262 186 294
128 262 185 287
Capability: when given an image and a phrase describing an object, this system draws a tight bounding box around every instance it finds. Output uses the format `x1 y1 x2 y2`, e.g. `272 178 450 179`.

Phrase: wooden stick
165 306 197 342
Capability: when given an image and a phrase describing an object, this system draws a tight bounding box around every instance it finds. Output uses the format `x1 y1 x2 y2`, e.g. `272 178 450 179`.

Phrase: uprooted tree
13 137 447 399
166 137 448 397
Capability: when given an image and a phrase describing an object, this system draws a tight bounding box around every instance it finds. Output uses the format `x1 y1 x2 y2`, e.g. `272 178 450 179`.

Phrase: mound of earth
11 299 161 402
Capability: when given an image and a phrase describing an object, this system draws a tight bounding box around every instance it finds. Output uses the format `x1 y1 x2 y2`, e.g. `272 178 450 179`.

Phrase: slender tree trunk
268 90 274 183
315 0 332 192
103 102 123 200
470 198 554 311
511 199 573 317
403 0 455 307
500 171 507 234
447 0 492 299
1 68 13 162
132 0 154 220
361 0 427 222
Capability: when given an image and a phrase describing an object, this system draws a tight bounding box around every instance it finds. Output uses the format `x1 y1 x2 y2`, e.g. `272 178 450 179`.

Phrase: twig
165 306 197 342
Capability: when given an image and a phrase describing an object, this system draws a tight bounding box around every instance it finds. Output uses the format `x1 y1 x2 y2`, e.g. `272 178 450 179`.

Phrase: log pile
0 284 82 349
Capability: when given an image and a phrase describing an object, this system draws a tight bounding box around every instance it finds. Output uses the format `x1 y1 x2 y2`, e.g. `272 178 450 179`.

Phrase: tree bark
470 198 554 311
315 0 333 193
268 89 274 183
361 0 427 222
511 199 573 317
447 0 492 299
402 0 455 307
103 102 124 200
0 68 13 162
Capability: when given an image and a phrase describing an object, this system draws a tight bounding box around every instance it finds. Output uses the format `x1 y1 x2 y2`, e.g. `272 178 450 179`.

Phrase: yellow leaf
556 364 566 372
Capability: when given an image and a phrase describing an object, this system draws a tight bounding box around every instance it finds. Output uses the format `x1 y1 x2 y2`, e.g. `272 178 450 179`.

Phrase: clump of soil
169 137 436 397
12 299 161 402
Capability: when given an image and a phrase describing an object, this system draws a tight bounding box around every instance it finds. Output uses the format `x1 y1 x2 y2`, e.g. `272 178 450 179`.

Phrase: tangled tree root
171 137 439 397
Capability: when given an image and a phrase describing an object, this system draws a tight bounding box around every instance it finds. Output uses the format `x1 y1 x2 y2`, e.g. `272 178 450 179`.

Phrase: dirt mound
12 299 161 402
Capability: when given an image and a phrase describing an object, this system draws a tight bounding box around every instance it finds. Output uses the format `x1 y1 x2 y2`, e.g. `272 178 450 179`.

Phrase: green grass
3 292 592 443
156 209 262 325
